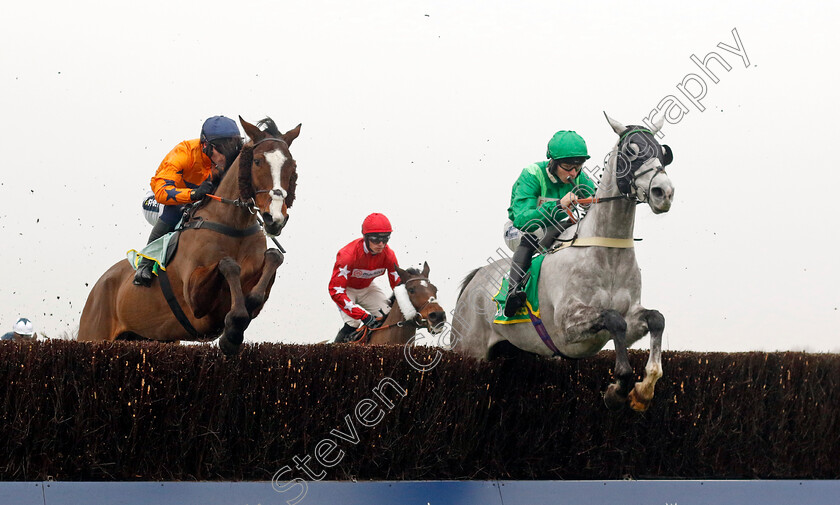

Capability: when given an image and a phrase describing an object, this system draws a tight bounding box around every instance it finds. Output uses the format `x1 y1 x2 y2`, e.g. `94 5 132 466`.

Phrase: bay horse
78 116 301 355
451 113 674 411
348 263 446 346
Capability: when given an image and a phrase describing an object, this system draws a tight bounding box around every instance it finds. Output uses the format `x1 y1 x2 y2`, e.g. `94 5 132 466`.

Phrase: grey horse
451 113 675 411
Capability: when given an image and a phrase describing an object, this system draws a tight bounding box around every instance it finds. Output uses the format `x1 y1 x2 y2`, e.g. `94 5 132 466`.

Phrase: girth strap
157 267 203 339
182 217 262 237
525 305 578 360
548 236 636 253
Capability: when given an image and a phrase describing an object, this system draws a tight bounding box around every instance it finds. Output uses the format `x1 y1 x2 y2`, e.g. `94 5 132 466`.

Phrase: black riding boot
334 323 356 343
504 233 538 317
133 218 173 287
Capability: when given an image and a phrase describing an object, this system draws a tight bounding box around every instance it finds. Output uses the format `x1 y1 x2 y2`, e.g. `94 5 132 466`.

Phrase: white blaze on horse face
264 149 288 221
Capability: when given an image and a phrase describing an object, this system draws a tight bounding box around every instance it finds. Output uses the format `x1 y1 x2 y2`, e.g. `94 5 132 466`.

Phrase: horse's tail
457 267 482 302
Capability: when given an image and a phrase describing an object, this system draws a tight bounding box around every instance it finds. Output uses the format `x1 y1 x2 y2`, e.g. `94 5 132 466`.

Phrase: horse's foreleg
215 257 250 356
628 309 665 412
244 249 284 318
595 309 633 410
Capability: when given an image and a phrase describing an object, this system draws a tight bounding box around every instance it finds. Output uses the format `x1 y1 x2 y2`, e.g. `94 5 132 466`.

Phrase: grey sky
1 1 838 352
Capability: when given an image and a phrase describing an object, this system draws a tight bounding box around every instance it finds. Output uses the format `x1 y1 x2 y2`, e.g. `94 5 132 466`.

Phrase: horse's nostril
651 187 664 199
429 311 446 323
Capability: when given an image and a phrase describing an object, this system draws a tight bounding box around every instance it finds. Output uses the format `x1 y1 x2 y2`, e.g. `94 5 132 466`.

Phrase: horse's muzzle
263 212 288 236
424 310 447 334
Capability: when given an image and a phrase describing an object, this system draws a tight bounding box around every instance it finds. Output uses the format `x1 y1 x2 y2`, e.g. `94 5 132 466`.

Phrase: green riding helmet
546 130 590 161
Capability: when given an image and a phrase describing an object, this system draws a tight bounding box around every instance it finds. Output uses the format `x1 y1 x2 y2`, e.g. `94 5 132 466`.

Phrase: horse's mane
257 117 281 136
237 144 255 201
457 268 481 302
236 116 297 208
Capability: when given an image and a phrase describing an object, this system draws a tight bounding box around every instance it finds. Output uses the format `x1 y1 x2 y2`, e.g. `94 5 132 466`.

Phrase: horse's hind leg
215 257 250 356
244 249 284 317
627 309 665 412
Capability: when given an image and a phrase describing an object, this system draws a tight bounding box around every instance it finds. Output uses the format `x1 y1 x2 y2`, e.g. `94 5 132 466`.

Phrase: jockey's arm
151 141 208 205
510 174 555 232
328 258 371 320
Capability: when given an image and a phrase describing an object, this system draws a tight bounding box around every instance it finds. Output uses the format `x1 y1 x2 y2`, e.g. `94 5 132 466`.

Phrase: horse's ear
604 112 626 135
282 123 302 146
421 261 430 277
239 116 263 142
394 264 408 284
650 114 665 135
661 145 674 166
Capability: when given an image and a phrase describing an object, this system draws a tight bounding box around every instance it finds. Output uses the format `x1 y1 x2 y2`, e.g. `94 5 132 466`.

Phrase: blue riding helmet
200 116 241 142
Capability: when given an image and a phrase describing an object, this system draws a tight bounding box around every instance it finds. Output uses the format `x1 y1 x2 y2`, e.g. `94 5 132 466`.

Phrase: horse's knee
644 309 665 334
218 257 241 278
265 249 284 268
597 309 627 334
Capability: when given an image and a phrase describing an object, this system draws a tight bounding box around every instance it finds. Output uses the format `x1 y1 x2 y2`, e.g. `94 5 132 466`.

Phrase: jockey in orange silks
134 115 243 287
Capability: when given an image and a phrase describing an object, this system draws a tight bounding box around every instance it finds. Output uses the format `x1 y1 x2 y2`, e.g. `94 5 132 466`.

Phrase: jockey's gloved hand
557 192 579 209
360 314 376 327
190 178 214 202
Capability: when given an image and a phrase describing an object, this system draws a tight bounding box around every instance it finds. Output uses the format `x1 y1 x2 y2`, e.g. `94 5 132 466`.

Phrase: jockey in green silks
503 130 598 317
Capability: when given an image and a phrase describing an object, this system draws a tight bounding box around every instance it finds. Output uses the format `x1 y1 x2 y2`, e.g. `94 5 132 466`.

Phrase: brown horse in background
79 116 301 355
350 263 446 345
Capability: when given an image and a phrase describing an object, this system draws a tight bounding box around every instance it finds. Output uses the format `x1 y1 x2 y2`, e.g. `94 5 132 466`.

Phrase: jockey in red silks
329 213 401 343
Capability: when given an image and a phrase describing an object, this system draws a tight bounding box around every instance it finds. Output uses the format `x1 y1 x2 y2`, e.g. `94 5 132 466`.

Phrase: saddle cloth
126 231 181 273
492 254 547 324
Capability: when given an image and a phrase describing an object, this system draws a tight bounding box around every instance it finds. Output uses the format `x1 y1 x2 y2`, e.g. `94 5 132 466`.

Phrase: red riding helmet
361 213 392 235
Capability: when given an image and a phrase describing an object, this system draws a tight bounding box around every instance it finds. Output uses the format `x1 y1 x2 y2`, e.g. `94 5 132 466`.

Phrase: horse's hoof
628 384 652 412
603 383 627 411
219 336 241 357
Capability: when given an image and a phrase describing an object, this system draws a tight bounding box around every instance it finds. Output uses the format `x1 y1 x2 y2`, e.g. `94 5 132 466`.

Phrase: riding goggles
366 233 391 244
558 162 583 173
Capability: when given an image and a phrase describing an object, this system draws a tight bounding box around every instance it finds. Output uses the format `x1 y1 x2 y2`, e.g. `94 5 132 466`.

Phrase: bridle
372 277 440 333
559 129 667 224
198 135 291 252
249 136 292 210
615 128 668 204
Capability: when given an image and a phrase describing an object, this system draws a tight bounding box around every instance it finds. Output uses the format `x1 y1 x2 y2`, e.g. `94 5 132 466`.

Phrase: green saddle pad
492 254 546 324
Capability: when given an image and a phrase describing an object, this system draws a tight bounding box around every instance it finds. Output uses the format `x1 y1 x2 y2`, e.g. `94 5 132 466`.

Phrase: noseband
630 159 667 204
389 277 440 330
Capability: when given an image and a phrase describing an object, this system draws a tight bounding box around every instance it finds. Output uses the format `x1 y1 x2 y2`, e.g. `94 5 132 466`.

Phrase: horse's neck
383 297 409 329
578 148 636 239
198 162 254 228
376 297 413 344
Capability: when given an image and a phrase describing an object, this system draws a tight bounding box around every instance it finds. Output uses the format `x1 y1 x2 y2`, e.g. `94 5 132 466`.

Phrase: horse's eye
254 159 261 166
408 288 415 295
